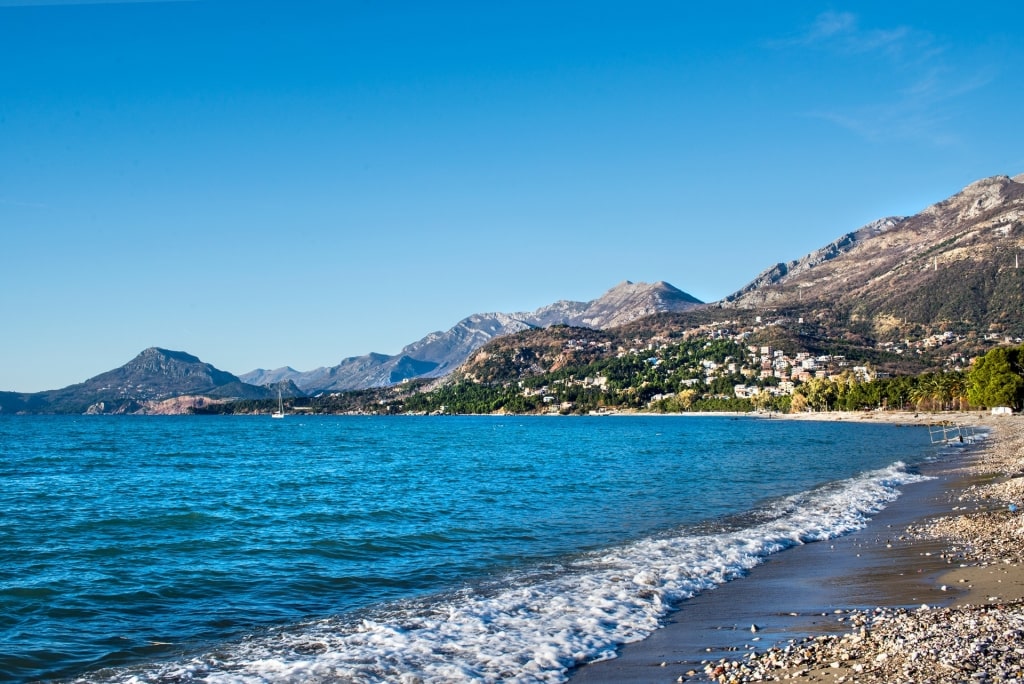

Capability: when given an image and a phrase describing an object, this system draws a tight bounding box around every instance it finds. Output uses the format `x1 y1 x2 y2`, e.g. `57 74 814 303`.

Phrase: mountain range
724 173 1024 338
240 280 703 391
2 172 1022 414
0 348 279 415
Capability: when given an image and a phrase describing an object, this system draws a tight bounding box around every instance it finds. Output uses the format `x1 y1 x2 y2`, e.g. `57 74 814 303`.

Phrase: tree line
201 343 1024 416
400 343 1024 416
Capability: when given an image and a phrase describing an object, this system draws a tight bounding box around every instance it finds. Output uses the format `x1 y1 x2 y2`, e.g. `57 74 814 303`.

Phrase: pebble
704 419 1024 684
706 602 1024 683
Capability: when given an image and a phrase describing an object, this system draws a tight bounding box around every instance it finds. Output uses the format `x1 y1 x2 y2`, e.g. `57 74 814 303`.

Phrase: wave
93 461 930 684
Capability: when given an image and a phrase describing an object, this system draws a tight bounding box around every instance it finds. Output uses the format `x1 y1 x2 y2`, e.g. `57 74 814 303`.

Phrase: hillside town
508 316 1023 414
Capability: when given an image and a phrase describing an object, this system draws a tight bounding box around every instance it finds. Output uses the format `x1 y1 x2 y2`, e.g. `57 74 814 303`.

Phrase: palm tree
943 373 968 411
909 377 938 412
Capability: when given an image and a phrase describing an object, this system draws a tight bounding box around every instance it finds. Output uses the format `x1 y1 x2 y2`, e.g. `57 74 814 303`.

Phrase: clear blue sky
2 1 1022 392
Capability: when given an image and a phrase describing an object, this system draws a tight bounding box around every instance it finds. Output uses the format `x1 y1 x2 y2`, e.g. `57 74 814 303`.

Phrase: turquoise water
0 415 939 682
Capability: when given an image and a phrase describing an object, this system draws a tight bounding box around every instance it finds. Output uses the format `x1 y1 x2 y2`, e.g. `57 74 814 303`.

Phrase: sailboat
271 389 285 419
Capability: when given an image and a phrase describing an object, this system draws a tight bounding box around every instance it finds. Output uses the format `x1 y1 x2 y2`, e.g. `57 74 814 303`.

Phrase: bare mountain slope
11 175 1022 411
242 281 702 392
574 280 702 328
723 174 1024 338
1 348 275 414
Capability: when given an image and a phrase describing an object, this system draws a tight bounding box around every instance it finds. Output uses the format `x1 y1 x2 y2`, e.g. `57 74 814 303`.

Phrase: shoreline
571 412 1023 683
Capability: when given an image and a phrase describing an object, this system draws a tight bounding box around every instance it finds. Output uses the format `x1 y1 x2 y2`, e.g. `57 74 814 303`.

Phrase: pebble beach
574 413 1024 684
706 414 1024 684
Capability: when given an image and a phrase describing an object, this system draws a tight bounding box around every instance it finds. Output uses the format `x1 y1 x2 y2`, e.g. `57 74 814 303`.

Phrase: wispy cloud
797 11 912 56
772 11 992 146
808 63 994 145
806 10 856 39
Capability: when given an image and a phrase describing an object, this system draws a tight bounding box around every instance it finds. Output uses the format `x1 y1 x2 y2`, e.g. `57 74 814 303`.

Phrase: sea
0 414 958 683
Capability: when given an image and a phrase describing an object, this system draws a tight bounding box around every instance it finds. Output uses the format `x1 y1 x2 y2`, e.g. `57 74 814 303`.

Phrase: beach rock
709 419 1024 684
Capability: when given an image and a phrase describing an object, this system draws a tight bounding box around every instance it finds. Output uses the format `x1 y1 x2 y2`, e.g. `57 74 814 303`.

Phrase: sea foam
112 462 930 684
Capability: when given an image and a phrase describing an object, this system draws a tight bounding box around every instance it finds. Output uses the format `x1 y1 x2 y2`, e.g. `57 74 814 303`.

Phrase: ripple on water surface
0 415 944 682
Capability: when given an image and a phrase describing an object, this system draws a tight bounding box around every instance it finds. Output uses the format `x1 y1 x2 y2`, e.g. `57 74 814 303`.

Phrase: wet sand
571 412 1023 683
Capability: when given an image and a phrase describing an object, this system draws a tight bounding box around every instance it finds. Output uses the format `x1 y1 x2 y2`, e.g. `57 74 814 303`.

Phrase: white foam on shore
110 462 930 684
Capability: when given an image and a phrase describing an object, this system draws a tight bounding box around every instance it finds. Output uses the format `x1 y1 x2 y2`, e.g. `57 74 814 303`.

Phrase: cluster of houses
878 331 1023 372
519 336 870 407
730 346 877 399
519 315 1016 408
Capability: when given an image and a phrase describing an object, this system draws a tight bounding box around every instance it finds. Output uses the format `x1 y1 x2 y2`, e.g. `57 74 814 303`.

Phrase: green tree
677 388 698 410
790 392 808 413
751 389 773 412
967 346 1024 410
801 377 837 412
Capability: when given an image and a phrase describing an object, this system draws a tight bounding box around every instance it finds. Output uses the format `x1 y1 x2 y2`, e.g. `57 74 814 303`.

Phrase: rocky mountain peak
1 348 275 414
723 172 1024 339
130 347 200 367
921 174 1024 227
108 348 239 389
724 216 906 305
579 280 702 329
241 280 702 392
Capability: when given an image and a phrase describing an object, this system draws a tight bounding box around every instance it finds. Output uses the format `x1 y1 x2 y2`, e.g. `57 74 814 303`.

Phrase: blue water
0 415 940 682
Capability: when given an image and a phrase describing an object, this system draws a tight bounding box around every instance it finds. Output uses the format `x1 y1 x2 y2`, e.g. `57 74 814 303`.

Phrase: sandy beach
572 411 1024 683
